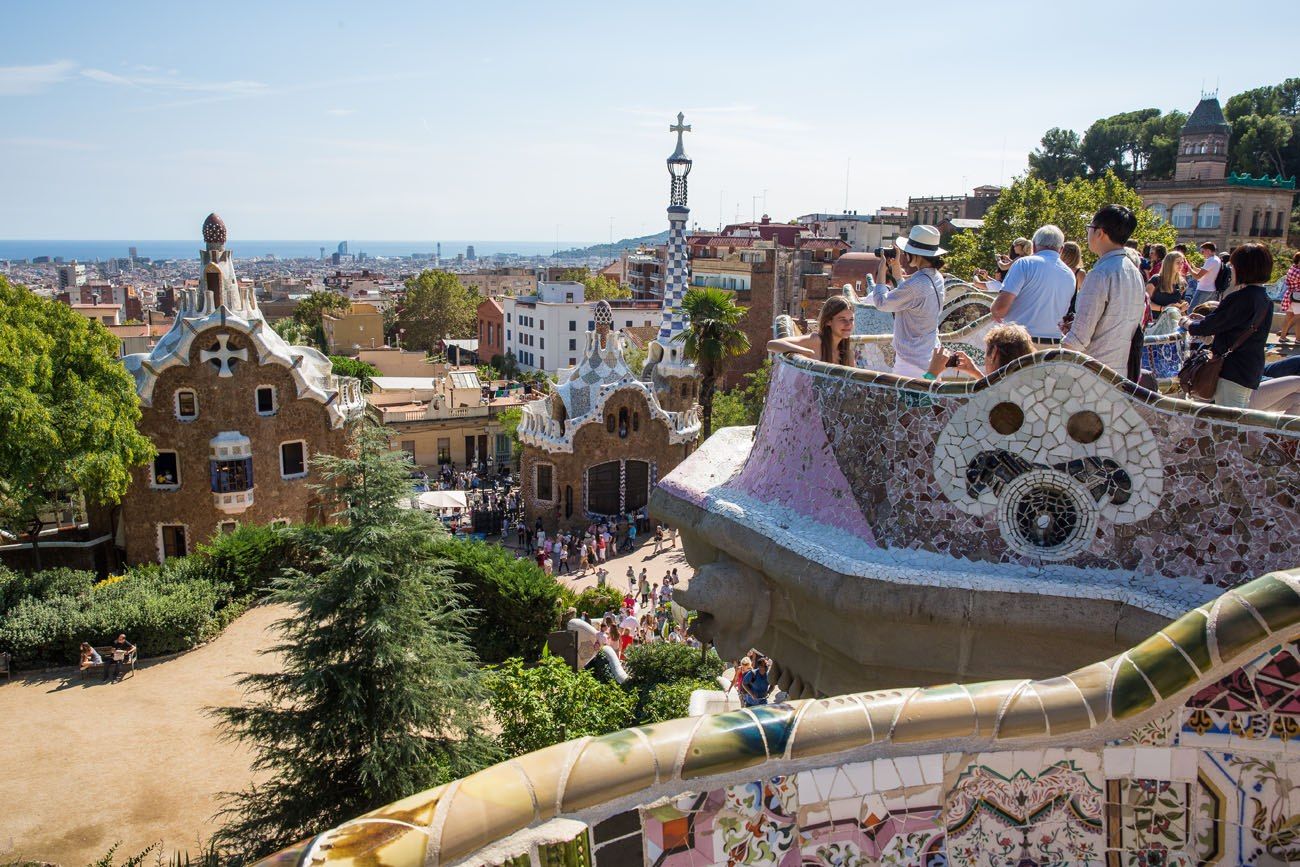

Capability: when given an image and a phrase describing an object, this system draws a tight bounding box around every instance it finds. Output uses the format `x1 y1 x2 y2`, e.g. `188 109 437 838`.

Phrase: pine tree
213 420 496 859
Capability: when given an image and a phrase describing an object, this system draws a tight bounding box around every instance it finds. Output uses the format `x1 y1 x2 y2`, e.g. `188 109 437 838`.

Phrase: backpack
1214 259 1232 294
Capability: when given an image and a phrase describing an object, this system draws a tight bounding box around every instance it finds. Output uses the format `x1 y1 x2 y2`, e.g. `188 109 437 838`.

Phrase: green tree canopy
944 171 1176 279
1028 128 1087 183
0 278 153 556
213 420 495 859
291 290 350 328
327 355 380 392
397 270 480 352
709 358 771 431
679 287 751 438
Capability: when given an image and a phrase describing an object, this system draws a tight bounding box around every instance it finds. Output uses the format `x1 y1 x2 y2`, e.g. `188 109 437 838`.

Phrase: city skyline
3 0 1298 241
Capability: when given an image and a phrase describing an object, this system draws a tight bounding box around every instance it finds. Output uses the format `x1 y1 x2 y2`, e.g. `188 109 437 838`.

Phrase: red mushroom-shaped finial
202 212 227 245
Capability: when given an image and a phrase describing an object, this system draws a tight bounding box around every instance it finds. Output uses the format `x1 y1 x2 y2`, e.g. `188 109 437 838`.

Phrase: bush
623 641 725 691
198 523 296 598
0 557 231 666
574 585 625 620
485 655 636 757
434 538 568 664
0 565 96 617
639 678 717 724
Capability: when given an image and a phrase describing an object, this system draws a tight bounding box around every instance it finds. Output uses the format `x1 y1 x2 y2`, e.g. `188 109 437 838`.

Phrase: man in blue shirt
990 225 1076 341
741 656 771 707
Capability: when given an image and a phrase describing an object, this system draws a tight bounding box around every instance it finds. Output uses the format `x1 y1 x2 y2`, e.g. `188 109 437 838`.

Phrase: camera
872 246 897 260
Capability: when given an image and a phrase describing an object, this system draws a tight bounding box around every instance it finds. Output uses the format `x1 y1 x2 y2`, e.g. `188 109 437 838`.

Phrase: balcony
378 403 490 424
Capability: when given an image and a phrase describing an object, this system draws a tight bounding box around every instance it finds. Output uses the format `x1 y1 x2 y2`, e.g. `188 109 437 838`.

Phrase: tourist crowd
769 204 1299 413
519 515 675 576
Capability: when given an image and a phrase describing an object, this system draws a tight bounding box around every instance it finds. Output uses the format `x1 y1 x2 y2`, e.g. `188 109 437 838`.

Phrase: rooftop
1182 95 1230 134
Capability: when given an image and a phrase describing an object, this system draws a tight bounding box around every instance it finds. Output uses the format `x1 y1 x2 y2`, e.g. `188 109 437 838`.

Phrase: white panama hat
894 224 948 258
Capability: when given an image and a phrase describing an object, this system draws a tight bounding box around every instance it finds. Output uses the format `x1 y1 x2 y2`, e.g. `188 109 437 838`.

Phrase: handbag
1177 298 1268 401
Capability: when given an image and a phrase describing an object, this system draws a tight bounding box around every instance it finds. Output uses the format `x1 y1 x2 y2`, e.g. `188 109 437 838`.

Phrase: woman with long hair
767 293 856 366
1146 250 1189 314
1060 241 1087 292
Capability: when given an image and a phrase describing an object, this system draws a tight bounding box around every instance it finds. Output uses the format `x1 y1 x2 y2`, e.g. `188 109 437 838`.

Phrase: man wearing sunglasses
1060 205 1146 376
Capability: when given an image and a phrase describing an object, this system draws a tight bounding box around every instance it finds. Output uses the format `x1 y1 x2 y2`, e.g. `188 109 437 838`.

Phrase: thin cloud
0 60 77 95
80 67 268 95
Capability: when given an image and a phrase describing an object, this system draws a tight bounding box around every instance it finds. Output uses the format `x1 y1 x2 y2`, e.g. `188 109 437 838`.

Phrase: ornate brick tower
1174 95 1231 182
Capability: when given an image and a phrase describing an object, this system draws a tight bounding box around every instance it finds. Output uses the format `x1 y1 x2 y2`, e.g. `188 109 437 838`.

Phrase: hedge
573 585 625 620
433 538 568 664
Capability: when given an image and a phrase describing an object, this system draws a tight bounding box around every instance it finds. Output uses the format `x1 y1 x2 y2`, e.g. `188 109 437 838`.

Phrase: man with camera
870 225 946 378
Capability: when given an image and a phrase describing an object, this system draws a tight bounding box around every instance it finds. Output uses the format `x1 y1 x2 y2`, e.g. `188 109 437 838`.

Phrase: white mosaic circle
995 468 1098 561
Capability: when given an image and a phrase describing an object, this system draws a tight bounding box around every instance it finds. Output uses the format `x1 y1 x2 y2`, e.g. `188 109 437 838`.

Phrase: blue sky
3 0 1298 242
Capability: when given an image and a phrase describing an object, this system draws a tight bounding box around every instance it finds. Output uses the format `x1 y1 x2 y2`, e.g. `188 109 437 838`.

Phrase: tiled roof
622 325 658 349
1182 97 1230 134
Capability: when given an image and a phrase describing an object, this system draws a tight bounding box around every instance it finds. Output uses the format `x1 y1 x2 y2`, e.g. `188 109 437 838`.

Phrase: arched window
564 485 573 519
1170 203 1195 229
618 408 629 439
1149 203 1168 224
1196 203 1221 230
205 266 222 307
606 414 616 434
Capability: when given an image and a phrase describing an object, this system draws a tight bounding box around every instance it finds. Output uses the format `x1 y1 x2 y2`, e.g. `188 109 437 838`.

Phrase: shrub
433 538 568 664
485 655 636 757
574 584 625 620
0 565 97 616
0 558 231 666
639 678 717 724
623 641 725 691
198 523 297 598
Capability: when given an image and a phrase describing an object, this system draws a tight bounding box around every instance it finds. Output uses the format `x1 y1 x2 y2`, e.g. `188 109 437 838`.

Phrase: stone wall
521 385 693 533
121 326 345 564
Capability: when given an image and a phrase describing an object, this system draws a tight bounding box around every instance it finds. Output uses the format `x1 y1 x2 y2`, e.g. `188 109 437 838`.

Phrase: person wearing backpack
1189 242 1229 308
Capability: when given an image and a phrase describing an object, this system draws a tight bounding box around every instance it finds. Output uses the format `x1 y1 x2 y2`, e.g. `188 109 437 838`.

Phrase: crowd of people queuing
565 566 694 658
518 514 676 578
769 204 1300 414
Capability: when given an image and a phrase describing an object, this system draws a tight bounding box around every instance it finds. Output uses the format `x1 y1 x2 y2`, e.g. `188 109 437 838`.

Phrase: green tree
678 287 751 438
496 406 522 468
291 290 350 329
553 267 631 301
1028 128 1086 182
708 359 770 432
943 172 1176 279
270 317 307 345
1136 111 1187 179
0 278 154 568
484 655 636 758
213 421 494 859
1080 109 1161 181
327 355 380 392
397 270 480 352
1230 113 1294 177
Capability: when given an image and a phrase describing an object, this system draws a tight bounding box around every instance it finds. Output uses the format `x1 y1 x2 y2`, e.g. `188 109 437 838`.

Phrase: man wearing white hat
871 225 946 378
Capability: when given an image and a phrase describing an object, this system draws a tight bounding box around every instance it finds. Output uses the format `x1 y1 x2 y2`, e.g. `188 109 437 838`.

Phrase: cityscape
3 3 1300 867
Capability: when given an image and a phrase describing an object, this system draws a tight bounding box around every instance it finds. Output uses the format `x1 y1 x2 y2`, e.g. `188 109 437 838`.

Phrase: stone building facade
119 214 364 564
517 301 700 532
1138 96 1296 250
907 184 1003 227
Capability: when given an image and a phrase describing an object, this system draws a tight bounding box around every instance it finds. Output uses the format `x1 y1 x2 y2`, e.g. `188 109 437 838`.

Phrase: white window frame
1148 203 1168 225
151 450 181 490
279 440 309 480
1170 203 1195 229
1196 202 1221 230
175 389 199 421
218 520 238 535
255 384 278 416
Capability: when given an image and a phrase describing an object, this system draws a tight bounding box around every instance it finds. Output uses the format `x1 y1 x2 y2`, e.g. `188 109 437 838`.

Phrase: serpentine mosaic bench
256 569 1300 867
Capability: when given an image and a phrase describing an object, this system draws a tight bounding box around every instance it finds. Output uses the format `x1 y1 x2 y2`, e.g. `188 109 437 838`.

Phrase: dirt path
0 603 290 866
0 538 695 865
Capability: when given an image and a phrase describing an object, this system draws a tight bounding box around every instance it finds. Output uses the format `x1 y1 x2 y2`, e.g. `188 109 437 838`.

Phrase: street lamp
667 112 692 209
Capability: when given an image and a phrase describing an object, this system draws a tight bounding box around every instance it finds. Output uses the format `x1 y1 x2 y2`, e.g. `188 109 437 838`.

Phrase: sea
0 239 590 262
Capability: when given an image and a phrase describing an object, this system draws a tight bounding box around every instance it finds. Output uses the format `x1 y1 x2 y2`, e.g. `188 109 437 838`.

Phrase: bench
81 646 137 680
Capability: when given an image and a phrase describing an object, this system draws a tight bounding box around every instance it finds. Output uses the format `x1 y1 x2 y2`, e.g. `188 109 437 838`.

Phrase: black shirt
1187 284 1272 389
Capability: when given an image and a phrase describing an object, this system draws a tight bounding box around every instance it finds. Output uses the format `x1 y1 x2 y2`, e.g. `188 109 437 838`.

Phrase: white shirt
869 267 943 374
619 615 638 631
1200 255 1221 290
999 250 1076 338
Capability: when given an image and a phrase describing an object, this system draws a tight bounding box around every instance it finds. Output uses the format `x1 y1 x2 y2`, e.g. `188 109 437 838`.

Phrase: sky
3 0 1298 243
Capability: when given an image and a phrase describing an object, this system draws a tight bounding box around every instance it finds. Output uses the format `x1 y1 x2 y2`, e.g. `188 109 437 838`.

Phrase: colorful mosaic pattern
687 319 1300 586
254 570 1300 867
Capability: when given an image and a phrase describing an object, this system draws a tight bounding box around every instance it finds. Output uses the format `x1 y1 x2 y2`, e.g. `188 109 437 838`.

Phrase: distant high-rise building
337 241 348 255
128 246 138 261
436 242 441 265
467 245 476 261
57 261 86 290
320 246 326 260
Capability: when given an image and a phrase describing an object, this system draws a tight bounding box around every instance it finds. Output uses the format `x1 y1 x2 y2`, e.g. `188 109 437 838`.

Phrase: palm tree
678 287 750 437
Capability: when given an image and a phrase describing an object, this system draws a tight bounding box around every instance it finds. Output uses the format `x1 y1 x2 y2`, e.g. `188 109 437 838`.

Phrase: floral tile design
944 758 1106 867
1104 778 1190 867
